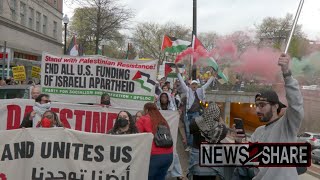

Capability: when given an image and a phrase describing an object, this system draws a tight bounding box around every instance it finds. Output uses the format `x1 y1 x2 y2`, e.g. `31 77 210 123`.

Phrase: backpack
154 124 173 148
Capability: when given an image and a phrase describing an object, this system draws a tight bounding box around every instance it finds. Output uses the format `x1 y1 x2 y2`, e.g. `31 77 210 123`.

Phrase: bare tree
197 32 219 51
255 14 305 48
68 0 134 54
227 31 255 54
132 22 191 60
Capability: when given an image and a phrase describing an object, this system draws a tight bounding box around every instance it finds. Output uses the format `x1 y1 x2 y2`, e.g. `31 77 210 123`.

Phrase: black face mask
117 118 129 128
102 100 110 105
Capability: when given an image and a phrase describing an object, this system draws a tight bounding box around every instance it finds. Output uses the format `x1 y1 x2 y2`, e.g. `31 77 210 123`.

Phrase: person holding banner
136 103 173 180
36 110 64 128
100 93 111 106
31 86 41 99
108 111 138 134
20 94 51 128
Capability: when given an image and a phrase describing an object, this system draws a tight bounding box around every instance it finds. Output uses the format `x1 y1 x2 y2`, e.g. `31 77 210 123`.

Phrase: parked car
0 85 34 99
297 132 320 149
311 149 320 164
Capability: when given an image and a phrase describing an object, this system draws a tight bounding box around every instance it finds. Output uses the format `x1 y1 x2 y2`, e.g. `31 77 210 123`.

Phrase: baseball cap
191 80 200 85
255 90 286 109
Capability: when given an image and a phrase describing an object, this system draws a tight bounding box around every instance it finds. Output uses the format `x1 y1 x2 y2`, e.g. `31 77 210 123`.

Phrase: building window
20 2 26 25
10 0 17 21
42 15 47 34
36 11 41 32
14 52 38 60
28 7 34 29
53 21 57 39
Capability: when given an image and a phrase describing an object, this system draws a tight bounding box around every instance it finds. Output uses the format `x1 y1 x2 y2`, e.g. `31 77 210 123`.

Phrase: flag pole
190 34 195 81
284 0 304 54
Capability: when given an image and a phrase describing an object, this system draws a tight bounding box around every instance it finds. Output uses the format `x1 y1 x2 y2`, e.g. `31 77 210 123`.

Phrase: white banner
41 52 158 110
0 99 179 152
0 128 153 179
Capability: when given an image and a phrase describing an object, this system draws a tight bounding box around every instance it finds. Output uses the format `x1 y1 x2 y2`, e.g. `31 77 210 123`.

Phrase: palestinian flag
132 71 156 92
193 34 205 51
192 35 228 83
217 70 229 84
161 35 191 53
164 63 185 78
67 35 79 56
165 63 173 77
206 57 219 72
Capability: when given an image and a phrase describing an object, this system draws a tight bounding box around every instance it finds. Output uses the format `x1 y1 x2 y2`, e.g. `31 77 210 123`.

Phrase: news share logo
200 143 311 167
0 173 7 180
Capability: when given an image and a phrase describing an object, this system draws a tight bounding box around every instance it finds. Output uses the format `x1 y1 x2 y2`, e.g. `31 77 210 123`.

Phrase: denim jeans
148 153 173 180
185 112 200 146
166 153 183 178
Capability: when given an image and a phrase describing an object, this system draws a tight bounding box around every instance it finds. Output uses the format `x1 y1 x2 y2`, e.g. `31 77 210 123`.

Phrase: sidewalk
307 164 320 179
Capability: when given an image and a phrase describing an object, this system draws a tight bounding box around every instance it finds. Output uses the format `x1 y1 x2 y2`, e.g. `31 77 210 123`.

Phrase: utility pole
191 0 197 80
192 0 197 37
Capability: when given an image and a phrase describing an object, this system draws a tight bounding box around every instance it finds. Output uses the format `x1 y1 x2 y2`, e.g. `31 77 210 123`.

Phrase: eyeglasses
255 102 270 109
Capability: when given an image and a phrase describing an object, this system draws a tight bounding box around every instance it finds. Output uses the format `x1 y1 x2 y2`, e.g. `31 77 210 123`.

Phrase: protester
28 80 34 85
108 111 138 134
176 66 217 150
134 110 144 122
19 94 51 128
155 82 162 95
31 85 41 99
189 102 227 180
158 97 184 180
178 96 188 146
157 92 176 110
0 79 6 86
159 77 166 88
100 93 111 106
36 110 64 128
232 54 304 180
162 85 170 93
165 81 172 93
172 87 181 108
136 103 173 180
5 78 12 85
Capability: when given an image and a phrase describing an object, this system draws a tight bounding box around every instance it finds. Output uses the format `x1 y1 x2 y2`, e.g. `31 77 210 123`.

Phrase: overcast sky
64 0 320 40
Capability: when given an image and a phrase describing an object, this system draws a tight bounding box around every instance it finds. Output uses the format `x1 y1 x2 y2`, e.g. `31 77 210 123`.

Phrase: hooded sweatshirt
157 92 177 111
251 76 304 180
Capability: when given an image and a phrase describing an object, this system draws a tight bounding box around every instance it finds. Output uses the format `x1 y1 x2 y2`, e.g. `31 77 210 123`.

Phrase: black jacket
189 119 206 149
19 112 33 128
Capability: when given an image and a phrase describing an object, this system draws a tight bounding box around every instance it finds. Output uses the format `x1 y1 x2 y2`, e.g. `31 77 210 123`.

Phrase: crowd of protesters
4 53 305 180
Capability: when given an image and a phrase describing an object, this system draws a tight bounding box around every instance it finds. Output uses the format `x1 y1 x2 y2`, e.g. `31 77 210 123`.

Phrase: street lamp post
62 14 69 55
